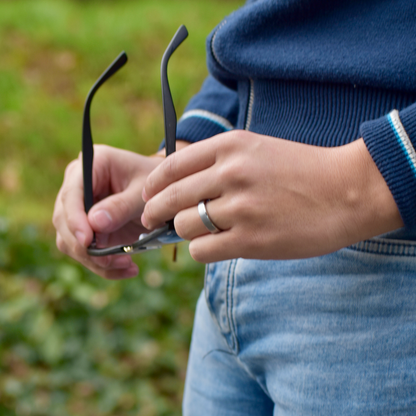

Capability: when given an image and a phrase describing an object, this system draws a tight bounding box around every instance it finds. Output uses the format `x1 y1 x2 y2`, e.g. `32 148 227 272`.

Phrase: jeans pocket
204 260 239 352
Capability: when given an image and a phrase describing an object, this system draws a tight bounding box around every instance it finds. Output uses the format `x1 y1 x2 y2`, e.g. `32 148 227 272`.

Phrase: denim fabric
183 237 416 415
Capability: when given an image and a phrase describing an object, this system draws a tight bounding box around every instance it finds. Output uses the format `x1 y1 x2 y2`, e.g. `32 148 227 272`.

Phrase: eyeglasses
82 25 188 256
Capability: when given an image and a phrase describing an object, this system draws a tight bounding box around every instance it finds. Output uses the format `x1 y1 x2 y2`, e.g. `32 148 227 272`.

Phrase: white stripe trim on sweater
179 109 234 131
388 109 416 175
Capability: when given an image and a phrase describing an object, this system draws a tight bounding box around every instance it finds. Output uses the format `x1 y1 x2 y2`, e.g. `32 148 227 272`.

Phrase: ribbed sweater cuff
360 103 416 228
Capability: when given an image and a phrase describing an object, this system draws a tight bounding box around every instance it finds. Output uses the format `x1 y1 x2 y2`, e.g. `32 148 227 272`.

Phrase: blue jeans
183 236 416 415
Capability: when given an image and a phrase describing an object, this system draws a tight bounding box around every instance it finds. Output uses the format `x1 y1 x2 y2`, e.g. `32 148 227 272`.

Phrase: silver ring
198 200 221 234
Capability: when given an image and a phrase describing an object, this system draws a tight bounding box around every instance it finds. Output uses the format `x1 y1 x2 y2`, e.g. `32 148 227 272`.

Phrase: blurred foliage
0 220 203 415
0 0 243 415
0 0 242 225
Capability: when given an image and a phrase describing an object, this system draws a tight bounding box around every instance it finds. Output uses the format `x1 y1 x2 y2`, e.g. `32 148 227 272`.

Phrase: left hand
141 130 403 263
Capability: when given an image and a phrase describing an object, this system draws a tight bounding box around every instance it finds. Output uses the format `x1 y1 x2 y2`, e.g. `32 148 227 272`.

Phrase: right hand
52 144 164 279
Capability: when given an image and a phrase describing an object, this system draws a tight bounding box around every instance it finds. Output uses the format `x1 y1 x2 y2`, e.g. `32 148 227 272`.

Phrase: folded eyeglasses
82 25 188 256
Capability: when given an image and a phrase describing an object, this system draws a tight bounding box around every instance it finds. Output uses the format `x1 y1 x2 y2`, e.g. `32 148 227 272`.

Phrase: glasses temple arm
82 51 128 213
161 25 188 157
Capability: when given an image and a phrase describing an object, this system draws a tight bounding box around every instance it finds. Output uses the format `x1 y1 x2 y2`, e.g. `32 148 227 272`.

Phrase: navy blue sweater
175 0 416 231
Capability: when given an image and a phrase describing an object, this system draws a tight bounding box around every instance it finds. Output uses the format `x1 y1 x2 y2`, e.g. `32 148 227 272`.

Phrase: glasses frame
82 25 188 256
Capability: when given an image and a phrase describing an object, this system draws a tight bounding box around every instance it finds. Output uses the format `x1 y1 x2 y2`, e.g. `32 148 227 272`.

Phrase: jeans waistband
349 236 416 256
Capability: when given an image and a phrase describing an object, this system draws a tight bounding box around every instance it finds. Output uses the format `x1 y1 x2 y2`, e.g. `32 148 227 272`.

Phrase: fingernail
75 231 86 246
141 213 149 229
93 210 112 230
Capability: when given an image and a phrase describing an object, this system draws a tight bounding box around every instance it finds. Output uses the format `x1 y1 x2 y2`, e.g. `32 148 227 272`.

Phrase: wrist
333 138 403 242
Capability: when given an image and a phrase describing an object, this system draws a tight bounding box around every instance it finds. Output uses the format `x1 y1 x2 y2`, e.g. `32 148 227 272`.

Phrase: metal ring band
198 200 221 234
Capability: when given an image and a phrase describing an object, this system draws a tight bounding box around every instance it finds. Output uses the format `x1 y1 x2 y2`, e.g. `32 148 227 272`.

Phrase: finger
60 159 94 247
56 221 97 266
90 254 138 280
94 221 146 248
174 199 227 241
75 145 157 236
174 207 209 240
188 231 241 264
90 254 135 270
88 177 145 234
142 167 220 229
87 261 139 280
100 265 139 280
57 220 138 279
87 254 139 279
143 136 221 201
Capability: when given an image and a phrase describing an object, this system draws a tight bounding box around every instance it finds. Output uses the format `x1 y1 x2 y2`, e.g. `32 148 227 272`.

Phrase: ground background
0 1 242 414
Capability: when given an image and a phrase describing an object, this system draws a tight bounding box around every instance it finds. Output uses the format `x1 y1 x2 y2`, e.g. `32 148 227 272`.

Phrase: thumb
88 180 144 233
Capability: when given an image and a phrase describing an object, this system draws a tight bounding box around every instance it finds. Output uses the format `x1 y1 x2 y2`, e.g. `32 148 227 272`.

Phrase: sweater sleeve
360 102 416 228
160 75 238 149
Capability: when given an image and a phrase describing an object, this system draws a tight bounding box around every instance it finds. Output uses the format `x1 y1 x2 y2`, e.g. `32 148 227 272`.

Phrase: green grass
0 0 242 228
0 0 243 414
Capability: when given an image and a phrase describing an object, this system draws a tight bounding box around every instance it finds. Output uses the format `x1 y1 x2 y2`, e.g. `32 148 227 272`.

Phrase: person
53 0 416 414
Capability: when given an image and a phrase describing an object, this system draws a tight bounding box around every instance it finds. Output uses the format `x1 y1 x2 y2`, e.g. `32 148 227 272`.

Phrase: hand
142 130 403 263
53 145 164 279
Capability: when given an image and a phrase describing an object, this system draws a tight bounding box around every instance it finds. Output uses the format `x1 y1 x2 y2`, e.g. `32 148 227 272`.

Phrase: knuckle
117 196 135 221
52 210 60 229
145 153 179 198
167 184 181 210
162 153 178 180
63 159 79 181
233 129 251 142
217 158 247 186
65 213 79 234
56 234 67 254
221 194 246 221
59 185 71 205
218 129 246 150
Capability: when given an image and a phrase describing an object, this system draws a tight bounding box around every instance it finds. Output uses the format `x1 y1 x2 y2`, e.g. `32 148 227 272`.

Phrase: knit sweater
174 0 416 231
